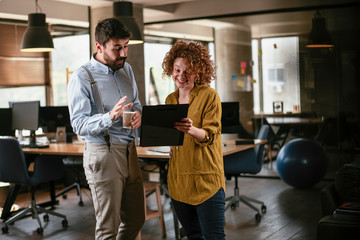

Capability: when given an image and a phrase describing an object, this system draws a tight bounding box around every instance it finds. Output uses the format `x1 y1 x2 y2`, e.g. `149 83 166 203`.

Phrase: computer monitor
221 101 253 138
221 102 240 128
0 108 15 136
9 100 40 147
39 106 73 133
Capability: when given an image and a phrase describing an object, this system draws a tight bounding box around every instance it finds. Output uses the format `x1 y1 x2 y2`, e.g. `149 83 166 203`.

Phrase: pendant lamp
113 1 143 45
21 0 54 52
306 10 334 48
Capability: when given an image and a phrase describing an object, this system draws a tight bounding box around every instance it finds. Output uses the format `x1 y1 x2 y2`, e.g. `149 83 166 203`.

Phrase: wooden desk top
22 143 84 156
22 139 267 159
266 117 323 126
254 112 302 118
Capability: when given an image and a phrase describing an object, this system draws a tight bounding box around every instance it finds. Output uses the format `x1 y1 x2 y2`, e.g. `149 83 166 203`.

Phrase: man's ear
95 42 102 53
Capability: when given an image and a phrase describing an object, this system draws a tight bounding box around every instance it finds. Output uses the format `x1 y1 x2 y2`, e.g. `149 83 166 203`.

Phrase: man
67 18 145 240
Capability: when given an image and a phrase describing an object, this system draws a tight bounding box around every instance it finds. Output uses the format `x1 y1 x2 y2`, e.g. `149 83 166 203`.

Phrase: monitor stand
28 130 37 148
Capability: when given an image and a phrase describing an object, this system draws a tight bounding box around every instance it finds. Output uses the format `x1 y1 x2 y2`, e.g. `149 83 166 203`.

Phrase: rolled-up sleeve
194 88 222 147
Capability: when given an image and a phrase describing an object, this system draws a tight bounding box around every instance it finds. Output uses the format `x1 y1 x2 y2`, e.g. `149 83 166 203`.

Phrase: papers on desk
148 146 171 154
18 136 50 148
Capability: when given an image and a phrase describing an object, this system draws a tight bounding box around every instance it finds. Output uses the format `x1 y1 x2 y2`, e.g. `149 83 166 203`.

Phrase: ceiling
1 0 359 40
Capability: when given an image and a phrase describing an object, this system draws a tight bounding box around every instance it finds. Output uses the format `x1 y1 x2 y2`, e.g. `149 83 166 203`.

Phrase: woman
162 40 226 240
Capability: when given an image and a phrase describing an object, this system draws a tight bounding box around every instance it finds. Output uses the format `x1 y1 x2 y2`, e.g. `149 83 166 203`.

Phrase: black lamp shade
21 13 54 52
306 12 334 48
113 1 143 44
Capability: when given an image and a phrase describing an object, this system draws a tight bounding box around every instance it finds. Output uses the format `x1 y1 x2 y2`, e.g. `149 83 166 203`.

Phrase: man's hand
130 111 141 130
109 96 133 120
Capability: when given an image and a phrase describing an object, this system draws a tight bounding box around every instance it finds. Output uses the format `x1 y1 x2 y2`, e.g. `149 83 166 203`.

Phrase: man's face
99 38 129 71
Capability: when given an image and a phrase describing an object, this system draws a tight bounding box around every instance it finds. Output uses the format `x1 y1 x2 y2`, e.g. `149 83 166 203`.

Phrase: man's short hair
95 18 132 46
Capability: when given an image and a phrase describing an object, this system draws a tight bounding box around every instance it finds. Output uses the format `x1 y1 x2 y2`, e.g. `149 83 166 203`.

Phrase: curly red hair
162 40 216 85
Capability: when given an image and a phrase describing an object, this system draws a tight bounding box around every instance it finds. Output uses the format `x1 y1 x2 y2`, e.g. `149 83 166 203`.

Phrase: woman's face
172 58 195 91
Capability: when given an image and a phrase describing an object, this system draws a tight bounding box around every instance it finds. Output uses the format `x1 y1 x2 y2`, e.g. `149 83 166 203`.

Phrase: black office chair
0 137 68 235
224 124 269 222
252 117 286 164
55 156 84 206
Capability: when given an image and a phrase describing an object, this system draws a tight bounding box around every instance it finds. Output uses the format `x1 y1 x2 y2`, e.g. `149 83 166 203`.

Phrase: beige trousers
83 141 145 240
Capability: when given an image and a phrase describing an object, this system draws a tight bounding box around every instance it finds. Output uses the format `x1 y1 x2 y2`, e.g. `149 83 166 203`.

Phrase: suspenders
81 66 111 148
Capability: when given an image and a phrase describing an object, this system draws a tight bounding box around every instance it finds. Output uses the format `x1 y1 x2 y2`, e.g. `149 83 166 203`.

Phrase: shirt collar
90 53 114 74
174 85 202 103
190 84 202 97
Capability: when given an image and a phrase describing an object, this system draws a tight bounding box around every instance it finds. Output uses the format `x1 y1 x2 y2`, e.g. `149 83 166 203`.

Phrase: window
144 39 173 105
0 28 89 108
0 87 46 108
252 36 300 113
268 68 284 84
51 34 90 106
144 37 216 105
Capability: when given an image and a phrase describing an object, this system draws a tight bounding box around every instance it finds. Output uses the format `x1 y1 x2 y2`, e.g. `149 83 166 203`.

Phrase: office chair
252 117 286 166
224 124 269 222
55 156 84 206
0 137 68 235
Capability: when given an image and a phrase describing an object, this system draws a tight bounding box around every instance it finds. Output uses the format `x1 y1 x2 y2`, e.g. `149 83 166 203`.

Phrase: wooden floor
0 161 333 240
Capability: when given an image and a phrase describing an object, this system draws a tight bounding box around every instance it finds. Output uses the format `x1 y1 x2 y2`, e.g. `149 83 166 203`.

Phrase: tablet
140 104 189 147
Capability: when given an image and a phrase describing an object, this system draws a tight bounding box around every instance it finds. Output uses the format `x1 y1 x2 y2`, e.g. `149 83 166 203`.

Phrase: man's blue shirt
67 54 142 144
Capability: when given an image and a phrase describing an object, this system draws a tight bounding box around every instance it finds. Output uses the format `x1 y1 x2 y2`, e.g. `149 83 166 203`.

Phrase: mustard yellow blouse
165 85 225 205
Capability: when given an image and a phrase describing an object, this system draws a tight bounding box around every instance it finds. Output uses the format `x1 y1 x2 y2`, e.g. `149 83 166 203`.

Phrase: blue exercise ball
276 138 327 188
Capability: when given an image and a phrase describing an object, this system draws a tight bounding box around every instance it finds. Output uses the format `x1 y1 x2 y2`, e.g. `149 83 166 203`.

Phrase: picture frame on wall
273 101 283 113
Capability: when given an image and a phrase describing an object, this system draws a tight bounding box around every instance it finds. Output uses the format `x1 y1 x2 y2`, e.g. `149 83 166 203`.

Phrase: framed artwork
273 101 283 113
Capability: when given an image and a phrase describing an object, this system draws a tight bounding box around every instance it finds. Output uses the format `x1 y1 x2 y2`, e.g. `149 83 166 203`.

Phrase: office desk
253 113 303 118
267 116 322 138
20 139 266 157
1 139 266 221
266 117 323 126
22 143 84 156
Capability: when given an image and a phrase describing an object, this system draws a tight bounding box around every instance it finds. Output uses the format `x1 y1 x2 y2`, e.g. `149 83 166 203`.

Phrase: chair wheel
255 213 261 222
37 227 43 234
2 225 9 234
62 219 68 228
62 194 67 199
230 203 236 209
261 205 267 214
43 214 49 222
79 201 84 207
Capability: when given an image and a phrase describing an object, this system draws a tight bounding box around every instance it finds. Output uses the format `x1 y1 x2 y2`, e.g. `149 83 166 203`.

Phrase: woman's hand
174 118 193 134
174 118 206 142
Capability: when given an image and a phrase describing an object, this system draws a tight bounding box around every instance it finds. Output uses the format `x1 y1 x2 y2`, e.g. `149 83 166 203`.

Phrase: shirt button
176 146 179 149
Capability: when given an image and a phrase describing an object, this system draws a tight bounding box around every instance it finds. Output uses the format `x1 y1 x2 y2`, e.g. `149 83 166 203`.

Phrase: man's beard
104 54 127 71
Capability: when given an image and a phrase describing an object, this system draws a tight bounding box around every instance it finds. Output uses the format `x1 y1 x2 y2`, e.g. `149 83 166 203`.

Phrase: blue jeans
171 188 226 240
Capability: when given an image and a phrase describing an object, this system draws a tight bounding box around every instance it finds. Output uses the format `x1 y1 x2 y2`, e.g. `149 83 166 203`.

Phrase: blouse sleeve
194 89 222 147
